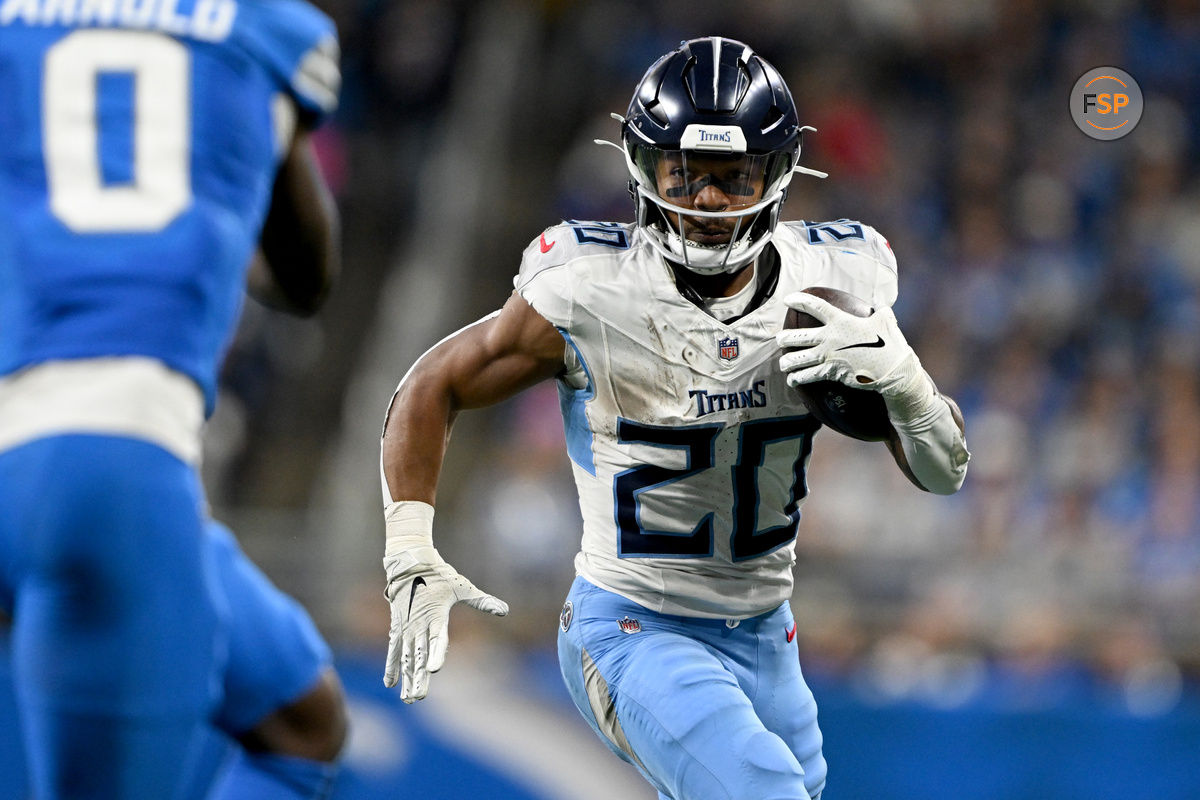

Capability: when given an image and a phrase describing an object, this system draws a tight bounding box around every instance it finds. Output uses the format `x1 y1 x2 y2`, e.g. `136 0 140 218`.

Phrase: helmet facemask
625 136 797 274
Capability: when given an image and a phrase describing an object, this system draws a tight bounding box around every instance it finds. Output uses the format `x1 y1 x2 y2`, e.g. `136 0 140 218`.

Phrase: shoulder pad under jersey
777 219 899 308
791 219 895 267
237 0 341 125
515 220 634 287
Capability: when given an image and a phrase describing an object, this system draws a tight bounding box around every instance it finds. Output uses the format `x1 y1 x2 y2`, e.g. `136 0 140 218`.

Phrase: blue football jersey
0 0 340 413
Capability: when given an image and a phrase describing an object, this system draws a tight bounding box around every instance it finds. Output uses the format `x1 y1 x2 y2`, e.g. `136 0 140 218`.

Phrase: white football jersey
515 219 898 618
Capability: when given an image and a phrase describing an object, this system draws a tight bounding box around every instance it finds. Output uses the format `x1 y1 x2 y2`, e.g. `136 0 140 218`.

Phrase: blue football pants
557 576 827 800
0 434 331 799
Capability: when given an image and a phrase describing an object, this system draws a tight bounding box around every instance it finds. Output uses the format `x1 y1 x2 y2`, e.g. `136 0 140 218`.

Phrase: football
783 287 894 442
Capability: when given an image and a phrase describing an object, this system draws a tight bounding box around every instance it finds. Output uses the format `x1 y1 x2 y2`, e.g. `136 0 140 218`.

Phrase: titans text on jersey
690 380 768 417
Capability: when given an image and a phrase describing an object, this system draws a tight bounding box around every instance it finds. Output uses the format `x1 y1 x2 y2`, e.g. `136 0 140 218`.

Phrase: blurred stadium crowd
205 0 1200 718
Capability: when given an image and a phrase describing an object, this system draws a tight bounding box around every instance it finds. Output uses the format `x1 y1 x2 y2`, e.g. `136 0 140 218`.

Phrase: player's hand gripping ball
780 287 893 442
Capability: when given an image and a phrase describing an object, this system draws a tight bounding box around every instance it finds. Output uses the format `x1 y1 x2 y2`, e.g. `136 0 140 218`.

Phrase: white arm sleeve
885 378 970 495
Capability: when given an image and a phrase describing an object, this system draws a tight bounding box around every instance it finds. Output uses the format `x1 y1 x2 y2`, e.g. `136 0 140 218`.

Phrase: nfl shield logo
617 616 642 634
718 336 739 361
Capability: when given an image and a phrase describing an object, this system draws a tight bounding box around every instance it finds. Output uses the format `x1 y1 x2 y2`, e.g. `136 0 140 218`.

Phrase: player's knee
671 733 809 800
236 667 348 763
730 730 809 800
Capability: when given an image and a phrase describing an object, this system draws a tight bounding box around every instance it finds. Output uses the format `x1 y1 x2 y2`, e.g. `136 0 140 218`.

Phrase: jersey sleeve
787 218 898 310
859 224 899 309
513 223 577 329
238 0 341 126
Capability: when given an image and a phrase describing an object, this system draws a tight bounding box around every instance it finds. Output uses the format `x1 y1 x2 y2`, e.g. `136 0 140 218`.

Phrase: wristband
879 355 940 423
384 500 436 559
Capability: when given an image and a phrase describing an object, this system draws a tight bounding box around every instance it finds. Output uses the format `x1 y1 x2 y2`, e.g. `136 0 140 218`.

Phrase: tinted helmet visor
631 148 793 218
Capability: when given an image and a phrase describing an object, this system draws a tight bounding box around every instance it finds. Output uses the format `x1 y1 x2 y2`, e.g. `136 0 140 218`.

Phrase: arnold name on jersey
0 0 237 41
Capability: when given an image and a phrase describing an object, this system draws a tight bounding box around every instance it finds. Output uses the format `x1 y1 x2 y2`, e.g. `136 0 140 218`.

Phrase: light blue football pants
557 576 826 800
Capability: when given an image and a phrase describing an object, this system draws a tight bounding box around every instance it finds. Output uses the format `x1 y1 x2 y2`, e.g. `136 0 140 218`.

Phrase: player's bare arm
247 126 340 316
381 291 566 504
379 291 564 702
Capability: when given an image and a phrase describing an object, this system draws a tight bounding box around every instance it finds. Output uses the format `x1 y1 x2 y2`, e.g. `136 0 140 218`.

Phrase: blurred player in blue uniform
377 37 969 800
0 3 348 798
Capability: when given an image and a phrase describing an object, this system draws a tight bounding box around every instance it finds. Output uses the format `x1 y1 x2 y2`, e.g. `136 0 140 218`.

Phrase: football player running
381 37 969 800
0 5 347 798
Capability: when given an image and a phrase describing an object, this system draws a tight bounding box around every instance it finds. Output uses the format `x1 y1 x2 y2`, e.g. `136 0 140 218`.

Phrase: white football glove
776 291 937 422
382 500 508 703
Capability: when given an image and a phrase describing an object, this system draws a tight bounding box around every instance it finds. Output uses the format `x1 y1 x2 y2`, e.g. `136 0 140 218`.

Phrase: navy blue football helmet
621 37 810 274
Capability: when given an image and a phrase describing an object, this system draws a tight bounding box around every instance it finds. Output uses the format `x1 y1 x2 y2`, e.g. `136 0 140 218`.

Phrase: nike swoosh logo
408 576 427 614
836 336 885 350
539 233 556 253
786 623 796 643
